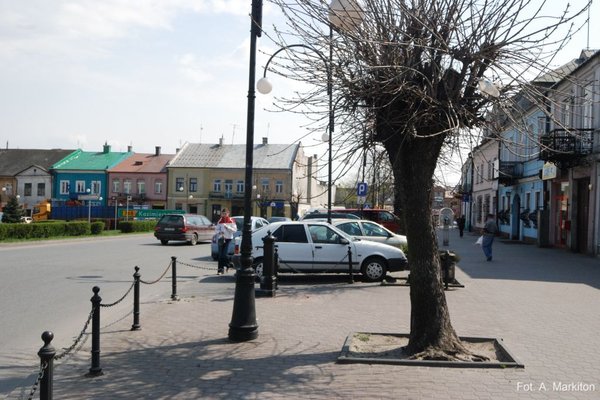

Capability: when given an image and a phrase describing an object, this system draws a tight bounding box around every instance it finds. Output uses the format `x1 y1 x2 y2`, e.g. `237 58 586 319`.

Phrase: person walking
215 208 237 275
482 213 498 261
456 215 466 238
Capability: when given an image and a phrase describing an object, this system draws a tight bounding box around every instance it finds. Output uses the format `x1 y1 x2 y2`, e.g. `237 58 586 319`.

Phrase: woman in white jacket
215 208 237 274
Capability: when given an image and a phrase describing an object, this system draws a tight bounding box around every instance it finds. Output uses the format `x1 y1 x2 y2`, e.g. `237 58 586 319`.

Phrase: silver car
332 219 407 249
251 221 408 282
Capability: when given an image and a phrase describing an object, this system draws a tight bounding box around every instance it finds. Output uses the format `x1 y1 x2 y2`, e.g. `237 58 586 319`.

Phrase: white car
332 219 407 249
21 216 33 224
251 221 408 282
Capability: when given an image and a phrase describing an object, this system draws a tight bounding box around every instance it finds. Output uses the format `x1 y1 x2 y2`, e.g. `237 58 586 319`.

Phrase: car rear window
272 225 308 243
159 215 184 227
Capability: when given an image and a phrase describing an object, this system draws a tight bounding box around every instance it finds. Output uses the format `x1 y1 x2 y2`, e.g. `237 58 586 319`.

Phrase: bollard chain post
132 266 141 331
257 231 276 297
347 246 354 284
171 256 179 301
87 286 103 377
38 331 55 400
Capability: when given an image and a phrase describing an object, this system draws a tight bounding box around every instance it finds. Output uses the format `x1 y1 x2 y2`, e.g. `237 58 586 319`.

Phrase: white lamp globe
329 0 364 31
257 77 273 94
322 132 330 142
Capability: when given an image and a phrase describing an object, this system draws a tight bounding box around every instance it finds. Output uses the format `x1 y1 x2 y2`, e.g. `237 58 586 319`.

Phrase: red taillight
181 227 188 232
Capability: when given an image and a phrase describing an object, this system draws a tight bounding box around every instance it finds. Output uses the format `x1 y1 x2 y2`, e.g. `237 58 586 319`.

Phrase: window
362 221 387 237
175 203 183 210
91 181 101 195
272 225 308 243
176 178 185 192
308 225 343 244
337 222 362 236
213 179 221 192
236 180 244 193
37 183 45 197
483 194 490 217
525 192 531 211
137 180 145 194
583 84 594 129
275 180 283 193
24 183 32 196
476 195 483 223
60 181 70 195
261 178 269 192
124 180 132 194
535 191 541 210
113 179 120 193
155 181 163 194
487 160 493 180
189 178 197 192
76 180 86 193
224 180 233 194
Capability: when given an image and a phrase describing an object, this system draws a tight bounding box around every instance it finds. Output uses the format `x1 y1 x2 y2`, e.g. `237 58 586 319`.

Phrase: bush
64 221 90 236
91 221 105 235
118 220 157 233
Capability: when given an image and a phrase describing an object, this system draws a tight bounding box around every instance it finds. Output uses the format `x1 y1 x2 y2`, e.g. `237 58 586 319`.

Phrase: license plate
164 228 175 231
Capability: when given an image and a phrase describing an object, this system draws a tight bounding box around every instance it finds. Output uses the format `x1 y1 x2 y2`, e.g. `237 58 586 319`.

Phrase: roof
0 149 76 176
52 147 133 171
535 49 600 84
168 142 300 170
108 153 174 173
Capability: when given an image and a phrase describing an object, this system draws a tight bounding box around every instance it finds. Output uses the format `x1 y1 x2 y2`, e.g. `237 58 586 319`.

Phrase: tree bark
386 134 468 359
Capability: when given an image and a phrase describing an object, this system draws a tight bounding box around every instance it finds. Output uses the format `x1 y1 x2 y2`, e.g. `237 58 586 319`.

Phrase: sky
0 0 598 186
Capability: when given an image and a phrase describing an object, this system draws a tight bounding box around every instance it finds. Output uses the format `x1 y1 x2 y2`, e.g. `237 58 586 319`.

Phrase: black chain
100 282 135 308
54 308 94 361
177 260 219 271
25 361 47 400
140 261 172 285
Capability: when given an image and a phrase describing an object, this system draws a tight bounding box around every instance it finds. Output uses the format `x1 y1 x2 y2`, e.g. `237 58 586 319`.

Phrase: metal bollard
273 246 279 290
87 286 103 377
38 331 55 400
171 256 179 301
257 231 276 297
131 267 141 331
347 246 354 284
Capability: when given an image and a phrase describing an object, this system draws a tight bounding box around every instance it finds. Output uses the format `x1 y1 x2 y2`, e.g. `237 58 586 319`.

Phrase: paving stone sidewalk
7 228 600 399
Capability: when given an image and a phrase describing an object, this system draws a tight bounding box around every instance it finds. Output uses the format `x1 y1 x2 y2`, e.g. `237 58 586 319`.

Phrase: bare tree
263 0 591 360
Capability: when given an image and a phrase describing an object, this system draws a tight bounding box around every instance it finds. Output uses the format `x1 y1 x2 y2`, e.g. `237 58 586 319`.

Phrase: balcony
540 128 594 166
496 161 523 185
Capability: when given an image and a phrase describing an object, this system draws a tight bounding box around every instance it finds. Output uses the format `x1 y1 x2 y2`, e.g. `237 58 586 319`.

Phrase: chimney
219 137 224 146
103 142 111 153
262 137 268 145
155 146 161 156
127 145 132 152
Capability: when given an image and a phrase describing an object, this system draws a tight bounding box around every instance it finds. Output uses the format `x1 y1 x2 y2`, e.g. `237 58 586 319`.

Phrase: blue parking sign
357 182 368 196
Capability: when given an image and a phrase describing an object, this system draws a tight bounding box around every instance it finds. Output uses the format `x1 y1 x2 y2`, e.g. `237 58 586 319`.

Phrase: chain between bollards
86 286 103 377
132 266 141 331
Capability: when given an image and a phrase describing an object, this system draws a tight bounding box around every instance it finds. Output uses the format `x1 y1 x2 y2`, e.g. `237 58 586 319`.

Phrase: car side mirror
339 237 349 245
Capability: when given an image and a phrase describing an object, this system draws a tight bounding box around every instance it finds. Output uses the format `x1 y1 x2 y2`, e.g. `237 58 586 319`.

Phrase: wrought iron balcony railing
540 128 594 163
496 161 523 185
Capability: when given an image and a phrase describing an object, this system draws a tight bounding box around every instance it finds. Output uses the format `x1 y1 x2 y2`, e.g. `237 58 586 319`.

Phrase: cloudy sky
0 0 598 184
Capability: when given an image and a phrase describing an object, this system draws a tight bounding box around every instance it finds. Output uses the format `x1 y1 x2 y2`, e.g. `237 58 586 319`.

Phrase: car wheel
361 256 387 282
189 234 198 246
160 240 168 245
253 258 264 281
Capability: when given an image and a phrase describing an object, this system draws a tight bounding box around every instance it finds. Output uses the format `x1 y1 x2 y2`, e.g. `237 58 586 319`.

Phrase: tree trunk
387 135 469 359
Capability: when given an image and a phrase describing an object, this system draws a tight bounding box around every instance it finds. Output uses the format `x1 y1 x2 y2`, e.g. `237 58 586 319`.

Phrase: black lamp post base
228 325 259 342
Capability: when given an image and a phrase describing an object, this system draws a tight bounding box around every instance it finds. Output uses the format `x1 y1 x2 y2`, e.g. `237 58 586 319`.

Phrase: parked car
154 214 214 245
268 216 292 223
251 221 408 281
211 216 270 260
344 208 403 233
332 219 407 249
299 211 360 220
20 216 33 224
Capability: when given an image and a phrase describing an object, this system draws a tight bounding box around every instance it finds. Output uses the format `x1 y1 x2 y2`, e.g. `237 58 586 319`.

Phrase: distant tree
264 0 591 361
1 196 25 223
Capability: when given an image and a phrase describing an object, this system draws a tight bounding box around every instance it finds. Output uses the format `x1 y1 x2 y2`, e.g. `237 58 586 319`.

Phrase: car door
307 224 351 272
271 224 313 272
197 215 214 241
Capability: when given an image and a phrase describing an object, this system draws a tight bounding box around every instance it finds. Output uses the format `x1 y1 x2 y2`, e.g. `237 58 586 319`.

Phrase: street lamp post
87 189 92 224
228 0 262 342
113 197 118 230
257 1 361 224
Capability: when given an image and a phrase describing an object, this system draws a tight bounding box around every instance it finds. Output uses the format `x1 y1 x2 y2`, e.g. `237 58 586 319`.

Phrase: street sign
357 182 368 196
357 196 366 204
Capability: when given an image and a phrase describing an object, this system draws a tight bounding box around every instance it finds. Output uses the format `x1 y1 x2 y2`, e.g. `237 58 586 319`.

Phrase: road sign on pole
357 182 368 196
357 196 366 204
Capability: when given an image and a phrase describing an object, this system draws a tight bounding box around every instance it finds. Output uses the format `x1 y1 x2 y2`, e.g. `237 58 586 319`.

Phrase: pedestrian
215 208 237 275
482 213 498 261
457 215 466 238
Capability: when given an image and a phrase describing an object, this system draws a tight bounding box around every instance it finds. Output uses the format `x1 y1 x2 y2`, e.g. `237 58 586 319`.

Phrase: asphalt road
0 233 217 397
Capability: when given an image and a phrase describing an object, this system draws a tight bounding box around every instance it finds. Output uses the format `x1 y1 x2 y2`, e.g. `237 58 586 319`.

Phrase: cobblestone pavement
6 229 600 399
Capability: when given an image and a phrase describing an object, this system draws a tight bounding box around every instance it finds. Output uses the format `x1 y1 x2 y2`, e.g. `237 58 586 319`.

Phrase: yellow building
167 138 322 222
